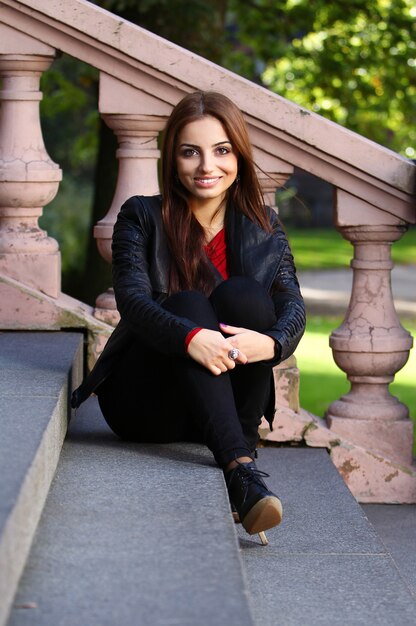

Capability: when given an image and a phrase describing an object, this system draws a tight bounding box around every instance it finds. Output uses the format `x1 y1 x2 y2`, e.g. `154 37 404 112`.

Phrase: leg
209 278 283 537
210 277 277 451
98 290 254 467
100 283 283 538
97 338 201 444
162 290 255 466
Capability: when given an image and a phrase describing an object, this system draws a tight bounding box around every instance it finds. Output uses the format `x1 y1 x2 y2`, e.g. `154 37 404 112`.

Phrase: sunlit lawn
295 316 416 454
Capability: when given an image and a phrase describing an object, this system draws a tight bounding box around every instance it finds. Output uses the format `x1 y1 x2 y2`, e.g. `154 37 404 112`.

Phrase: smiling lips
194 177 221 187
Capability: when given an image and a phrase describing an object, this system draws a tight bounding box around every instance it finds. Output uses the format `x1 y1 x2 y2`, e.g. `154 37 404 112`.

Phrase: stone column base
93 287 120 326
259 407 416 503
326 416 414 466
272 355 300 413
0 251 60 298
0 272 112 369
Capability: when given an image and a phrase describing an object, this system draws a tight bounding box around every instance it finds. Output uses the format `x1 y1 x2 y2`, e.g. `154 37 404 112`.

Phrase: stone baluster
252 147 301 417
93 114 166 324
252 147 293 213
257 171 281 212
94 74 169 324
327 190 414 465
0 51 62 298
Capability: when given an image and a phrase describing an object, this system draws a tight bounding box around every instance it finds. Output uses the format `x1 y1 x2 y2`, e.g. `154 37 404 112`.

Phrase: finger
226 346 248 365
210 360 228 374
219 323 245 335
235 351 248 365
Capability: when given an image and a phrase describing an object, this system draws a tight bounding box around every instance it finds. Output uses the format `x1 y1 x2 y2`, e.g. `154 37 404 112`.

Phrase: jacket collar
226 207 286 292
149 200 286 295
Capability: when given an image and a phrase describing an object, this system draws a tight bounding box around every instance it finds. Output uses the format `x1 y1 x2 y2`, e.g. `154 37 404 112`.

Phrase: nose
199 151 215 173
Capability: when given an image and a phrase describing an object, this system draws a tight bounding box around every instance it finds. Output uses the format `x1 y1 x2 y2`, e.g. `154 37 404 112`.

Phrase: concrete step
4 367 416 625
0 332 83 626
6 397 254 626
361 503 416 598
237 447 416 625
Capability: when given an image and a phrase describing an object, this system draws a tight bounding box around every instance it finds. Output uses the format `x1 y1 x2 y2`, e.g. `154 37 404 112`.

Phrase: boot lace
233 463 270 502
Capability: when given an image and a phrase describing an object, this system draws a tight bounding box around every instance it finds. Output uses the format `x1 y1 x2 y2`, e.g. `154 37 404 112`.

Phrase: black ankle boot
225 461 283 535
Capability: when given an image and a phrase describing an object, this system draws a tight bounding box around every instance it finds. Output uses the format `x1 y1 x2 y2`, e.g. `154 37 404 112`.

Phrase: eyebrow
178 140 232 148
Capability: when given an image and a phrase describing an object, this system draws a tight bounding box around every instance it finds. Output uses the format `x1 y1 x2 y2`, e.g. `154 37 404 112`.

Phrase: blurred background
38 0 416 429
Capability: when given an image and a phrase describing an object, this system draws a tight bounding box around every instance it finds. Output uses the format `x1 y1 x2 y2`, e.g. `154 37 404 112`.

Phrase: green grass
286 226 416 270
295 316 416 454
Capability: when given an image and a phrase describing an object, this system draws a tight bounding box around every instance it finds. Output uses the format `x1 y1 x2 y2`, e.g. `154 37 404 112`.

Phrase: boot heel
258 531 268 545
233 509 269 545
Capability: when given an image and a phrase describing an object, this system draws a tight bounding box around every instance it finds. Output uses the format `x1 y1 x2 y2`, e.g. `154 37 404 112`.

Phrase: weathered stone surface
0 274 112 368
272 356 300 412
331 443 416 504
260 406 416 503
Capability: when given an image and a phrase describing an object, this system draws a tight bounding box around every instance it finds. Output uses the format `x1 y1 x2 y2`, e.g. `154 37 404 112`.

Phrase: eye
216 146 231 155
180 148 198 158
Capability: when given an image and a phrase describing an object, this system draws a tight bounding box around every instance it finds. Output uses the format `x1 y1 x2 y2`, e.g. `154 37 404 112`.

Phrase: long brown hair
161 91 271 295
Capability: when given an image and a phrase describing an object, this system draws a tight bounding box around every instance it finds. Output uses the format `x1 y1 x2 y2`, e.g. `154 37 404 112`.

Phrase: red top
185 228 228 351
204 228 228 280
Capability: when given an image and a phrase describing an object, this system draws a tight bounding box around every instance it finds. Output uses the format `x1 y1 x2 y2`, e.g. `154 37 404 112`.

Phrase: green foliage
296 316 416 453
39 55 99 293
226 0 416 156
39 177 93 290
92 0 227 62
41 55 99 180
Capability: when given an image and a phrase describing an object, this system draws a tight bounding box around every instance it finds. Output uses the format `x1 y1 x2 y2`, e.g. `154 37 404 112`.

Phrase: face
175 116 238 208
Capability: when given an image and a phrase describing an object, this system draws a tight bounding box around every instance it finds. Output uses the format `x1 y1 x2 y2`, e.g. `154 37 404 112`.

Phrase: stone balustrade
0 0 415 501
0 49 62 298
328 192 413 466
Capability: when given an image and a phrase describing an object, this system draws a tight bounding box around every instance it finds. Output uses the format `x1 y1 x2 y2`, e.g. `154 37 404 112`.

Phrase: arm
112 196 197 356
264 228 306 363
220 217 305 365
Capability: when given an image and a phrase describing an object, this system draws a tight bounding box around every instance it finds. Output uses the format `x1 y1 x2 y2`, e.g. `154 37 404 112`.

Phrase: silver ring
228 348 240 361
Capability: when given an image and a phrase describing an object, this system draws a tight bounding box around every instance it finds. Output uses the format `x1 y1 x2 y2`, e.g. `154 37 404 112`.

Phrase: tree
225 0 416 157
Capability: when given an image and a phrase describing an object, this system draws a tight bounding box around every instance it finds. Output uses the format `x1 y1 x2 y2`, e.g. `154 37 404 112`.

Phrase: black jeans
97 277 277 467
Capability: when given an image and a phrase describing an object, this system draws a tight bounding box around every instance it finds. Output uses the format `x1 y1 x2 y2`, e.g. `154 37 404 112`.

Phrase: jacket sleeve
111 196 197 356
263 217 306 364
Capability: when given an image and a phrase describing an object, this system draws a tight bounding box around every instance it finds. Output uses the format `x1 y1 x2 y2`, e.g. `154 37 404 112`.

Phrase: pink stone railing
0 0 415 499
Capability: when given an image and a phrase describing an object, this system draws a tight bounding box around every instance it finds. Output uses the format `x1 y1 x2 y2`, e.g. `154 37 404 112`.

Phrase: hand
187 328 248 375
219 323 276 363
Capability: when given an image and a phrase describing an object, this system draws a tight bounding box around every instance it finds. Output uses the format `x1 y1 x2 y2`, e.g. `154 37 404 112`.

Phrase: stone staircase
1 333 415 625
0 332 83 626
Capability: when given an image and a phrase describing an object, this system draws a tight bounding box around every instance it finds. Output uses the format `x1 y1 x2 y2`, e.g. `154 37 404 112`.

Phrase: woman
72 91 305 539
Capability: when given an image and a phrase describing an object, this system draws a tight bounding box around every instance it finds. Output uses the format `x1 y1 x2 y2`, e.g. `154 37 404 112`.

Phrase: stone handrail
0 0 415 501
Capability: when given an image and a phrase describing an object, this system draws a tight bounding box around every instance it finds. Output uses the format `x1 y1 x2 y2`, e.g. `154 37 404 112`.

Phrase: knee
163 290 218 329
163 290 208 313
210 277 276 330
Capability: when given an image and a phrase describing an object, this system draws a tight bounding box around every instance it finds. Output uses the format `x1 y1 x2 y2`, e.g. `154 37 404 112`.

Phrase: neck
190 197 226 240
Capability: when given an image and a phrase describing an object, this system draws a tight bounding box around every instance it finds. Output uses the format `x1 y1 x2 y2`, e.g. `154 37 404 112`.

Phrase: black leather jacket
72 195 306 421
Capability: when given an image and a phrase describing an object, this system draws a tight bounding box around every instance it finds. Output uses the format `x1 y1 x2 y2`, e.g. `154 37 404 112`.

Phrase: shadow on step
69 396 216 468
